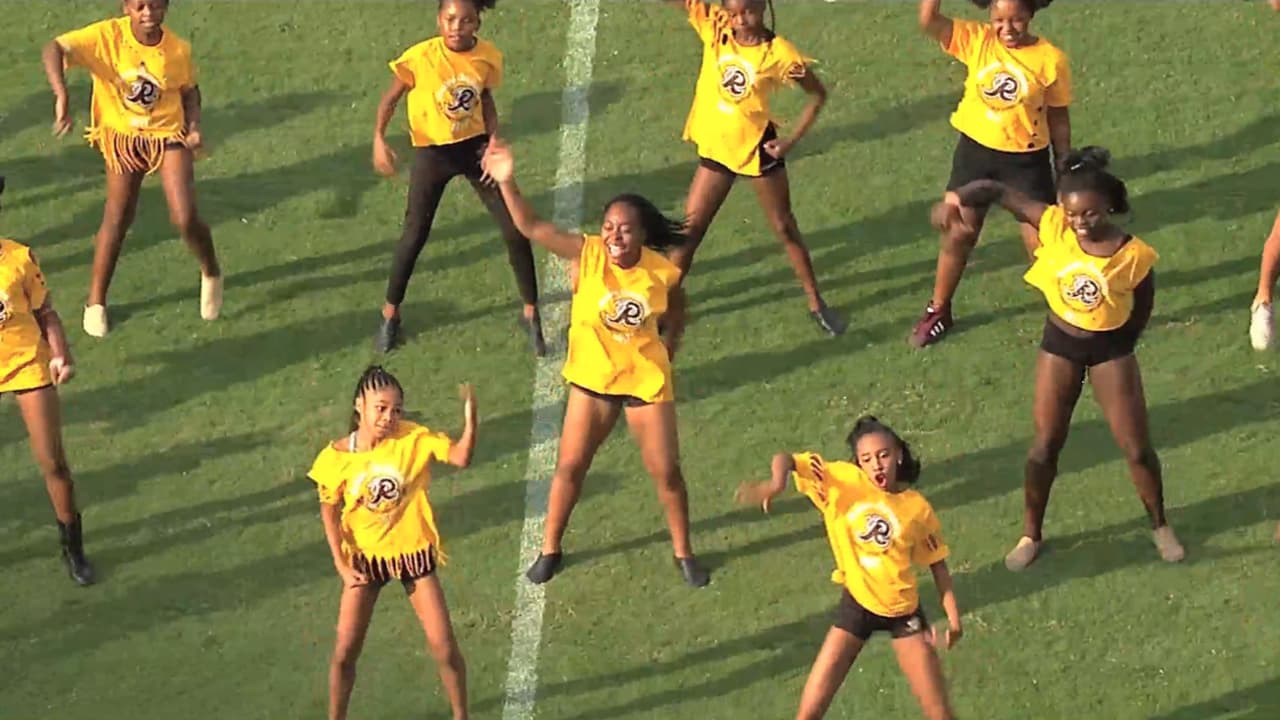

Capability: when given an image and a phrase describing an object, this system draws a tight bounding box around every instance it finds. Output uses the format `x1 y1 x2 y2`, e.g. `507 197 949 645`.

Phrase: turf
1 1 1278 719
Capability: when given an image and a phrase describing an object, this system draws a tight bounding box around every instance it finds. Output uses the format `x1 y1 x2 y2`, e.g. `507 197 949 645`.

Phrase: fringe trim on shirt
86 125 180 175
351 545 446 583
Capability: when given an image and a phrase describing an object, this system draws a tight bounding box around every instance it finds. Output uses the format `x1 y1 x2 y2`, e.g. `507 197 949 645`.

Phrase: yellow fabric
562 235 681 403
0 239 53 393
390 36 501 148
1024 206 1157 331
943 19 1071 153
681 0 811 176
308 421 454 572
791 452 949 618
57 17 196 174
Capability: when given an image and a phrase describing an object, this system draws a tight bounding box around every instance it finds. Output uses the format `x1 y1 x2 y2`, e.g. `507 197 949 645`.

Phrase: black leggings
385 136 538 307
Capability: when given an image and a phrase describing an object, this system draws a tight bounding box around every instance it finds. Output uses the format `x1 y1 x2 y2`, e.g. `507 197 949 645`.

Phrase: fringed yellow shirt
308 421 454 581
681 0 811 176
791 452 949 618
0 239 53 394
562 235 681 403
56 17 197 174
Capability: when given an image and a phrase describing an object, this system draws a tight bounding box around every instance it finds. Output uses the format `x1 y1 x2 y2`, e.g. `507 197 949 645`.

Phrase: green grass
2 1 1278 719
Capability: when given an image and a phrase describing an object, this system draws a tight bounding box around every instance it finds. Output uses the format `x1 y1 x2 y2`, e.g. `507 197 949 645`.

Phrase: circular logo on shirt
352 465 406 514
438 78 482 121
717 56 756 102
975 63 1026 110
120 65 162 113
847 503 900 554
0 290 11 326
598 290 650 336
1057 263 1107 313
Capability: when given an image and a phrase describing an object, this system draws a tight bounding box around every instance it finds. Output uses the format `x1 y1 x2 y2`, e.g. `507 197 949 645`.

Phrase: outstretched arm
485 140 585 259
952 180 1049 227
735 453 795 512
918 0 955 46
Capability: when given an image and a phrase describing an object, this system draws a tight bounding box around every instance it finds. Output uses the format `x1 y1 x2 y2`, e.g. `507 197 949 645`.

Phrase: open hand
762 137 794 160
735 481 777 513
339 564 369 588
930 624 962 650
481 139 515 184
929 201 969 233
49 356 75 385
52 95 72 137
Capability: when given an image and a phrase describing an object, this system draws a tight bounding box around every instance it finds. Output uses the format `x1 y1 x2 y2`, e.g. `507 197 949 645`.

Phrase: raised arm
484 140 585 259
447 384 478 468
918 0 954 46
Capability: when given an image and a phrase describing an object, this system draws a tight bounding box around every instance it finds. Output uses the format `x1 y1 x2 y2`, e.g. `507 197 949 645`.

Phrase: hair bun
1064 145 1112 173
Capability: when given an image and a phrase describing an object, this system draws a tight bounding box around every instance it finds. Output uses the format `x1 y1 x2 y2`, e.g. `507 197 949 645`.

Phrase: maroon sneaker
909 302 953 348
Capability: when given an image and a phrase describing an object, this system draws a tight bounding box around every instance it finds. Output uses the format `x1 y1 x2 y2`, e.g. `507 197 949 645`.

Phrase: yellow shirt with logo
308 421 454 576
562 235 680 403
943 19 1071 153
681 0 811 176
791 452 949 618
390 36 501 148
0 239 53 393
1024 206 1156 332
56 17 197 173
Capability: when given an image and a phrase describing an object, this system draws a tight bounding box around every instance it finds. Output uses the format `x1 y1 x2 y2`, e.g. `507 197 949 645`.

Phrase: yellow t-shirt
390 36 501 148
57 17 197 173
943 19 1071 153
1024 206 1157 332
680 0 811 176
0 239 53 394
308 421 454 576
791 452 949 618
562 235 681 403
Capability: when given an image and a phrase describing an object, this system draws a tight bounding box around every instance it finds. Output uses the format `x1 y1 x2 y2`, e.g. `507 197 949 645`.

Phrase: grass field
2 1 1279 718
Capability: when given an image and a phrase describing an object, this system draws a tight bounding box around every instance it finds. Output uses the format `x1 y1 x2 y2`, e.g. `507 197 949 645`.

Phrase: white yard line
500 2 601 719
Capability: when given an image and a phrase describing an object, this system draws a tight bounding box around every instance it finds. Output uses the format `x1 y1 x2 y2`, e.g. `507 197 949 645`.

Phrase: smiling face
438 0 481 51
599 200 646 268
854 431 903 491
1060 189 1114 244
122 0 168 36
989 0 1034 48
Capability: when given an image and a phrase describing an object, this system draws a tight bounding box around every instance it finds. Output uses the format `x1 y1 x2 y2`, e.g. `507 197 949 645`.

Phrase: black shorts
833 589 929 641
570 383 649 408
946 133 1056 204
416 134 489 181
699 123 785 178
1039 316 1138 367
353 547 437 593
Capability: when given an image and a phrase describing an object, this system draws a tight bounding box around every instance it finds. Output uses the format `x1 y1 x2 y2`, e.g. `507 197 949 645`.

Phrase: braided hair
440 0 496 11
846 415 922 485
603 194 691 252
349 365 405 432
971 0 1054 13
1058 146 1130 215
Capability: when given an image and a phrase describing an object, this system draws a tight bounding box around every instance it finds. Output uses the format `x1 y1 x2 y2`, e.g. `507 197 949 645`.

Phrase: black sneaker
374 316 401 354
675 556 710 588
811 305 847 336
526 552 563 584
522 311 547 357
58 514 96 586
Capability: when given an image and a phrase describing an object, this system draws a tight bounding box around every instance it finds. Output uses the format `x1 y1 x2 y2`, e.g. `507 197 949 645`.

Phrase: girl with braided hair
911 0 1073 348
307 366 478 720
663 0 846 337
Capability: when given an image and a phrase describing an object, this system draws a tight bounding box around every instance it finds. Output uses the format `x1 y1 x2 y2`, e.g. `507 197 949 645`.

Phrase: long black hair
604 193 691 252
349 365 404 432
971 0 1054 13
1058 146 1131 215
846 415 922 484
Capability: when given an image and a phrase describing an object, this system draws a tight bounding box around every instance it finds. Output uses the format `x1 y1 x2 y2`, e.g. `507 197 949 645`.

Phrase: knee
651 464 687 497
330 644 361 674
428 636 465 670
1026 439 1064 468
37 455 72 484
1121 443 1159 469
941 226 977 255
552 460 588 486
169 209 201 236
767 210 801 243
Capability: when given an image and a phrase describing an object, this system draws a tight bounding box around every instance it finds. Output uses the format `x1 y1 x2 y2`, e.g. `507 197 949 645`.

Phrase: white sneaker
1250 302 1273 351
83 304 109 337
201 275 223 321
